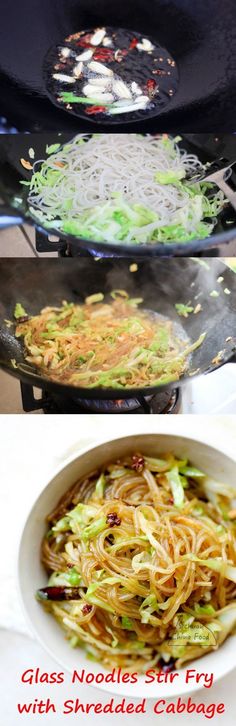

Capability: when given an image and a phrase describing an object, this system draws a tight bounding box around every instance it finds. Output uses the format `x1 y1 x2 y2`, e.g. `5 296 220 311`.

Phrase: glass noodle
14 293 205 389
25 135 225 245
37 451 236 671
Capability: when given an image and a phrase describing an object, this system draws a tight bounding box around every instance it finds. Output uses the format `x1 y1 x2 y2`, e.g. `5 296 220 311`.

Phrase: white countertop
1 414 236 724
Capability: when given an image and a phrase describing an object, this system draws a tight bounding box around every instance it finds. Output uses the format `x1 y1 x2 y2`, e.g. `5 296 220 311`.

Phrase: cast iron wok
0 258 236 401
0 133 236 257
0 0 235 133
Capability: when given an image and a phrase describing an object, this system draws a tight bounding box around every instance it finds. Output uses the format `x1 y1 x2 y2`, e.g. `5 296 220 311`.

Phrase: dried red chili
146 78 157 97
131 454 145 472
93 47 114 59
106 513 121 527
82 604 93 615
85 106 107 115
76 34 93 47
146 79 156 90
36 586 80 601
76 41 93 48
129 38 138 49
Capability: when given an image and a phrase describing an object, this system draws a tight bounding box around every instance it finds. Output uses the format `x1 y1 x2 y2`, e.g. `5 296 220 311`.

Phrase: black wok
0 134 236 257
0 258 236 402
0 133 236 257
0 0 236 133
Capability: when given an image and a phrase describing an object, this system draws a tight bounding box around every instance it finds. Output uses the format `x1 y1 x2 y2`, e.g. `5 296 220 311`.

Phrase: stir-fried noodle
37 451 236 671
15 294 204 389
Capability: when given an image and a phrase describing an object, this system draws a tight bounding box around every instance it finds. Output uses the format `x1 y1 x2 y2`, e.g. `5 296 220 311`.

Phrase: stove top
20 381 181 414
18 363 236 414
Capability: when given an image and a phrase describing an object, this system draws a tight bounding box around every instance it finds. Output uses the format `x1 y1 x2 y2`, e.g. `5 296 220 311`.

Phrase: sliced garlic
112 99 134 107
53 73 75 83
73 62 83 78
83 85 114 102
102 36 112 47
134 95 149 104
114 49 122 61
113 79 132 99
88 61 113 76
137 38 155 52
60 47 72 58
131 81 143 96
76 49 94 61
90 28 106 46
142 38 154 50
87 76 111 89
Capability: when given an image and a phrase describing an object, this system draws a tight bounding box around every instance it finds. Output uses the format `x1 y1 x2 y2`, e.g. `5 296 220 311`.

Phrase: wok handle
216 178 236 212
0 205 24 229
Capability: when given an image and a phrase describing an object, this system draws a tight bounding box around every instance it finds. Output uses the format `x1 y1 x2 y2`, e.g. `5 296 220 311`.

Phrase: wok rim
16 213 236 256
33 218 236 256
0 347 235 400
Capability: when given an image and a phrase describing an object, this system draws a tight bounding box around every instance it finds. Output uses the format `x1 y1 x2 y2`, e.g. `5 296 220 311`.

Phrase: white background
1 414 236 724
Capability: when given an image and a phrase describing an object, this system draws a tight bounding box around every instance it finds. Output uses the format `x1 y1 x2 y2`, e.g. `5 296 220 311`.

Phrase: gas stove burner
76 395 154 413
20 382 181 414
44 26 178 125
76 390 181 413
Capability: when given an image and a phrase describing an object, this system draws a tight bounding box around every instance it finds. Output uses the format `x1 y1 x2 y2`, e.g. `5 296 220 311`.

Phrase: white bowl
18 432 236 699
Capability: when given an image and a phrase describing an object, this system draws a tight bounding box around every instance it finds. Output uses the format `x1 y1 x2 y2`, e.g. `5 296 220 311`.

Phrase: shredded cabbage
48 568 81 587
183 554 236 583
167 466 185 508
14 303 27 319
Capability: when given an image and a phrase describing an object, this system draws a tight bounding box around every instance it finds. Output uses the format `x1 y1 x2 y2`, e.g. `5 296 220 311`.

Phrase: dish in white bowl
18 432 236 699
